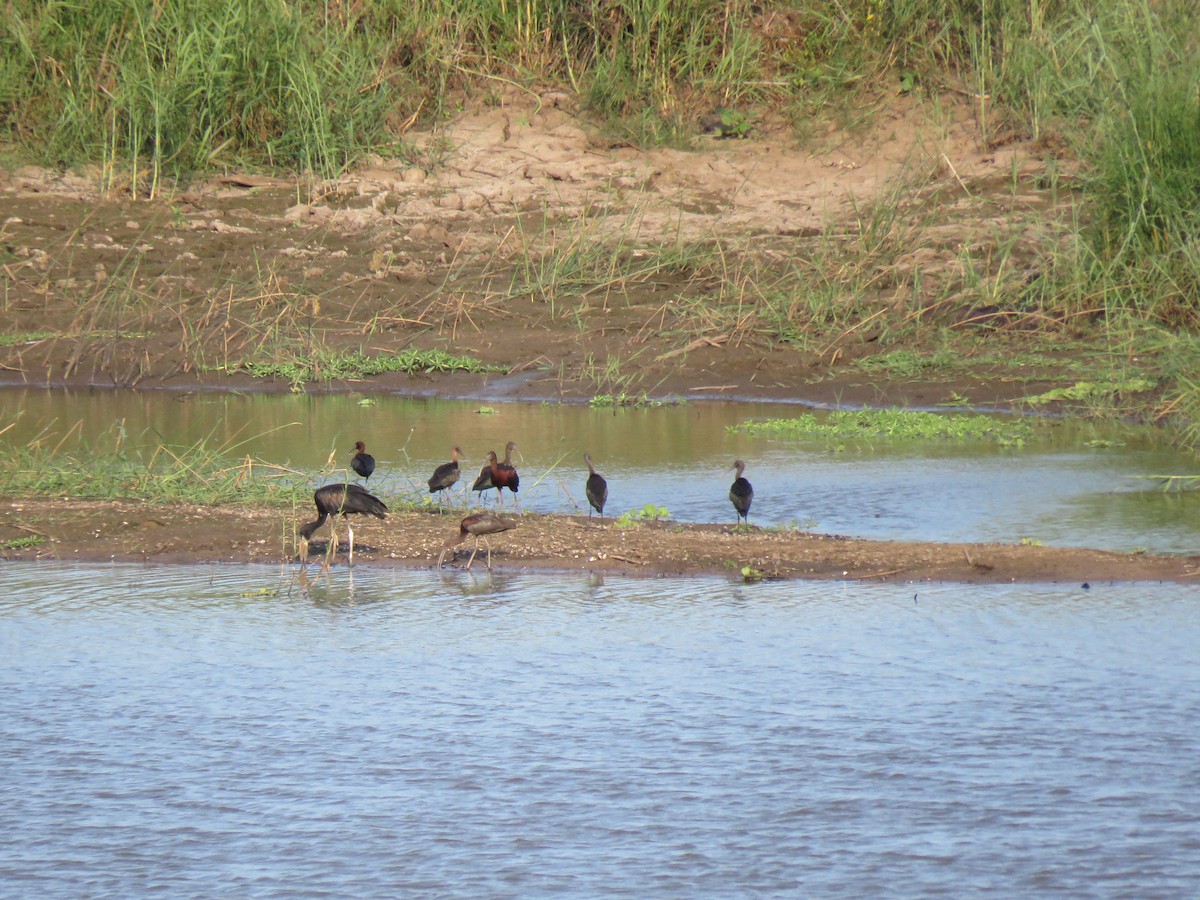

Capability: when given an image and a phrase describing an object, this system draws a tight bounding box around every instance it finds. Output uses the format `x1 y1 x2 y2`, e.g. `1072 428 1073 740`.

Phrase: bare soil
4 91 1186 582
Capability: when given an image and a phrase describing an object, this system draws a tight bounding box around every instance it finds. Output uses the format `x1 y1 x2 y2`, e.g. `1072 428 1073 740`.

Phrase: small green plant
702 108 753 139
740 564 763 582
589 392 665 409
1 535 45 550
1019 537 1044 547
615 504 671 527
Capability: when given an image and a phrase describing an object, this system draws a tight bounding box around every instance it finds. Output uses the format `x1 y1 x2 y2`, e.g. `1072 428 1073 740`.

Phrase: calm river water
2 562 1199 897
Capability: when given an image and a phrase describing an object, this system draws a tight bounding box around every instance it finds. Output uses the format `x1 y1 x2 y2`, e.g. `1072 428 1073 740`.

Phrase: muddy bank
2 498 1196 584
0 91 1077 409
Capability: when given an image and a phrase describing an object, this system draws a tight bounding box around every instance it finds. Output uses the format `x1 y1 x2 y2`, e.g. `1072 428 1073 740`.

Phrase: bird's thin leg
348 522 356 565
466 537 481 570
299 538 310 565
323 523 337 568
484 536 493 569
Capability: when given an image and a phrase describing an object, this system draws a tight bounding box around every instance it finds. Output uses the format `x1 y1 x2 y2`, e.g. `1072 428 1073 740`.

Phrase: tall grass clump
1 1 406 189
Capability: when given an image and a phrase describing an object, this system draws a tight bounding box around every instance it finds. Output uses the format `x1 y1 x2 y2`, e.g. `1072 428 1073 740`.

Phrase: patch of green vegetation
852 348 965 379
222 347 502 392
1136 474 1200 492
740 564 763 582
0 332 54 346
0 423 307 506
589 392 667 409
1 535 45 550
615 504 671 527
1025 379 1157 405
733 408 1035 447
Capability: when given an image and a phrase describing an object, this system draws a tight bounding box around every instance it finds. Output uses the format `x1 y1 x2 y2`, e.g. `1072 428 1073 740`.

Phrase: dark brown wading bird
351 441 376 483
299 483 388 565
584 453 607 518
437 512 518 570
472 440 517 503
485 448 520 507
730 460 753 525
428 446 464 503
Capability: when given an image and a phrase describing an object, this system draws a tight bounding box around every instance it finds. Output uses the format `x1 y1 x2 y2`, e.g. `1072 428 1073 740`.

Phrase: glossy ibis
485 447 520 507
351 441 376 483
730 460 753 525
298 483 387 564
428 446 464 503
437 511 518 570
473 441 517 505
584 453 607 518
470 440 512 500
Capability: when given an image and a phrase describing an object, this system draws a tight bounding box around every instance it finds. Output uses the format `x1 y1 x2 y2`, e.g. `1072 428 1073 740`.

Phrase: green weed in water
732 408 1035 447
589 392 668 409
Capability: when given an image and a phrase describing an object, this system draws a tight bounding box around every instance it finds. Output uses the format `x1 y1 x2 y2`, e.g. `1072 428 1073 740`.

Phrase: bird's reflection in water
437 567 520 601
291 563 366 608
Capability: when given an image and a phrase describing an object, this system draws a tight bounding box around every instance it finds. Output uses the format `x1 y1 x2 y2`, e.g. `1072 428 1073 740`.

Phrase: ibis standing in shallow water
729 460 753 525
299 483 387 564
427 446 464 503
584 453 607 518
472 440 517 503
483 446 520 507
437 511 518 570
351 441 376 484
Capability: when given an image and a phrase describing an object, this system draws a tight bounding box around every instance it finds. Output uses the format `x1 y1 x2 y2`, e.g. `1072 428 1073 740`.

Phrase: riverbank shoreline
3 498 1196 585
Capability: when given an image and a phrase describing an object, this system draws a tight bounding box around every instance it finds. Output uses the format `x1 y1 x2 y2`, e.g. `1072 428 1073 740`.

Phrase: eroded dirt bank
2 498 1196 584
0 91 1074 408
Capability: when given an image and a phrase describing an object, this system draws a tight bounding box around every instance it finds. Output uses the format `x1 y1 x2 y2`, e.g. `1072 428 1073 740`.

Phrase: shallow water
2 562 1199 897
2 387 1198 553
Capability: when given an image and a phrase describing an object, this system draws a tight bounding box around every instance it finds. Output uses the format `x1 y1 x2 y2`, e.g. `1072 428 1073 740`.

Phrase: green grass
615 504 671 527
1 535 45 550
220 347 503 392
0 425 308 506
0 331 54 346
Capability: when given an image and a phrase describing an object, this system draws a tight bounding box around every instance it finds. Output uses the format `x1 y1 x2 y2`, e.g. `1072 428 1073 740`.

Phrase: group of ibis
298 440 754 570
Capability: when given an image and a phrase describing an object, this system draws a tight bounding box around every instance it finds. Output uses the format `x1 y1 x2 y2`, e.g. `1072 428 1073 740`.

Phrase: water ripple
2 563 1199 897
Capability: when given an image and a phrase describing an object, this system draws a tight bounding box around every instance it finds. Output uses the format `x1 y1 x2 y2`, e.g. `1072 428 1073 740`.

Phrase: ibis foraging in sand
437 511 518 570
